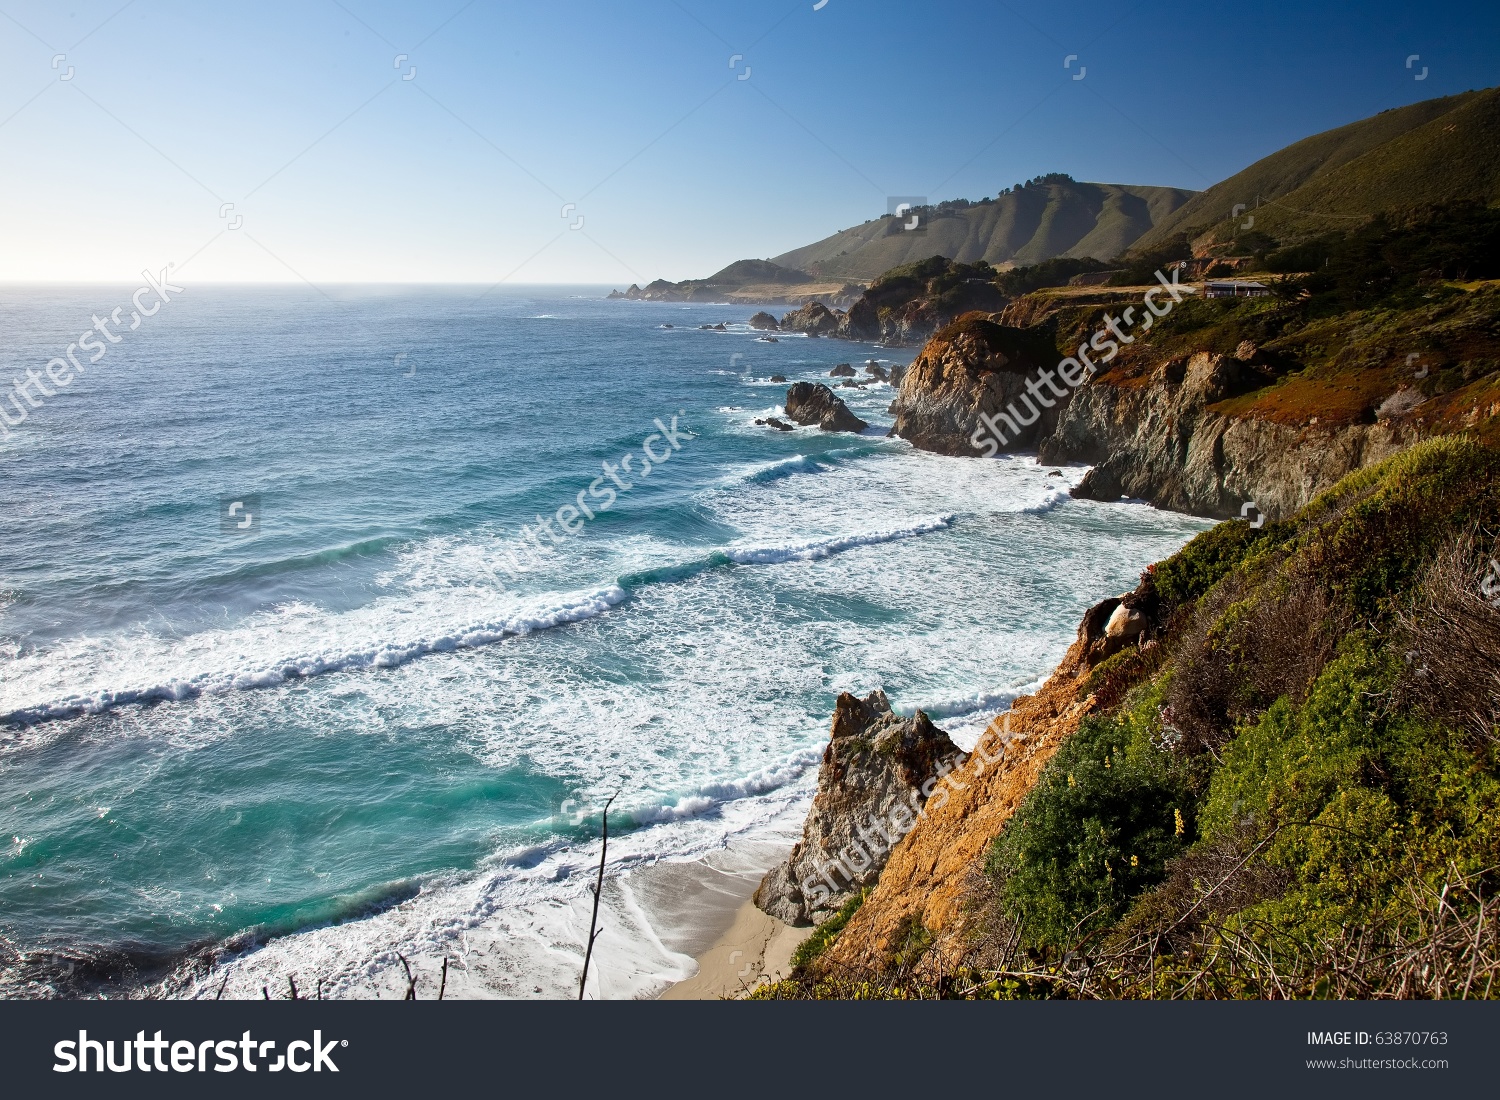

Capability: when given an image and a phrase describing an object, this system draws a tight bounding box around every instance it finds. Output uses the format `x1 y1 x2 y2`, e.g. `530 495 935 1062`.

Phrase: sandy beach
660 894 810 999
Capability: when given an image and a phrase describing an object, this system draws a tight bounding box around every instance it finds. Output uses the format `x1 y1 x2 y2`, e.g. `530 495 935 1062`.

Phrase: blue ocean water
0 286 1210 998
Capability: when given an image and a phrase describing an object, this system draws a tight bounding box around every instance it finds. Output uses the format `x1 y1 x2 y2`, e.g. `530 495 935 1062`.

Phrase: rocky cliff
1046 349 1419 517
778 583 1151 970
886 277 1500 520
886 315 1068 457
754 691 959 926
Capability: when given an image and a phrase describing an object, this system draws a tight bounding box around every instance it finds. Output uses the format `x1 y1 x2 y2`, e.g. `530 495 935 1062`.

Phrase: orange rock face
821 634 1100 973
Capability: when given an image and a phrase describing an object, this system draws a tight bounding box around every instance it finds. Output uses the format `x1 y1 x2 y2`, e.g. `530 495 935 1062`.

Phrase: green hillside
770 179 1195 281
1245 87 1500 242
1133 89 1492 251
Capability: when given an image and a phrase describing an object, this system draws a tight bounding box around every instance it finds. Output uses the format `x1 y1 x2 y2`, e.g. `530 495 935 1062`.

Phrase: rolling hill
769 179 1196 281
1132 88 1500 251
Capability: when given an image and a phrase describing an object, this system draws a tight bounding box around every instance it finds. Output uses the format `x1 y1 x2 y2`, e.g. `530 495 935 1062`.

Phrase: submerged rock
755 417 795 432
754 690 960 925
769 374 788 383
784 382 868 433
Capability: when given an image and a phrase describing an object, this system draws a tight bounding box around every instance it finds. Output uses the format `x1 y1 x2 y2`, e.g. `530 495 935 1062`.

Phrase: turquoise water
0 286 1210 997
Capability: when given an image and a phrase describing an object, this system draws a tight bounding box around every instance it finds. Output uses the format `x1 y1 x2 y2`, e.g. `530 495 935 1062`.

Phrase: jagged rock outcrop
844 296 882 341
749 311 780 331
781 301 844 336
817 576 1157 970
829 363 856 377
1043 350 1419 519
888 315 1067 456
784 382 868 433
754 691 960 926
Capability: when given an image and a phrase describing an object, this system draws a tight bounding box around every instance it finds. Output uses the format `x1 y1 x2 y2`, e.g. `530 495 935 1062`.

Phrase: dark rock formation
749 311 780 331
781 301 844 336
844 296 882 342
785 382 868 433
754 690 960 925
769 374 787 383
888 314 1064 456
755 417 795 431
829 363 857 377
1074 574 1163 665
864 362 888 381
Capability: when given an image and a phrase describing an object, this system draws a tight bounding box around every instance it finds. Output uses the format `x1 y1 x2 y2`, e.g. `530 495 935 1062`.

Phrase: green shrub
989 713 1196 951
1202 634 1500 940
790 890 866 971
1151 520 1265 613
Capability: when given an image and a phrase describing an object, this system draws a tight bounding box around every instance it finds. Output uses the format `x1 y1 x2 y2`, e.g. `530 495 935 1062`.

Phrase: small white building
1204 279 1270 299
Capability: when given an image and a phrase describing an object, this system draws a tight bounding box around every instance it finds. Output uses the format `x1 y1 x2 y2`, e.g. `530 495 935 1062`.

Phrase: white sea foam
169 753 819 1002
722 514 956 564
0 586 631 724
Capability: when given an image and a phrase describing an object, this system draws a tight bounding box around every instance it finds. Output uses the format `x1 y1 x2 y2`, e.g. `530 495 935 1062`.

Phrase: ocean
0 285 1210 998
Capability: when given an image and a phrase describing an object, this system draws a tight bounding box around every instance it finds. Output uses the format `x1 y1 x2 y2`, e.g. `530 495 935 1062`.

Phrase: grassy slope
1245 88 1500 242
770 182 1195 281
1131 91 1481 252
981 438 1500 998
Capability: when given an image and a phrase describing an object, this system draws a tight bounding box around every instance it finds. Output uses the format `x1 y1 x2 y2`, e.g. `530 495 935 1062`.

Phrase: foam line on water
2 510 961 727
0 586 629 726
721 514 956 564
623 746 824 826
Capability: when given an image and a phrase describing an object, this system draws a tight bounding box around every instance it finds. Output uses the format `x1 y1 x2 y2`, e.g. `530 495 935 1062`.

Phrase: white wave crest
1 586 629 725
627 746 823 825
722 514 956 565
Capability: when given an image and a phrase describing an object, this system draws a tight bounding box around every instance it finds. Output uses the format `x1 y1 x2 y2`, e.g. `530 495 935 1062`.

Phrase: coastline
658 895 809 1000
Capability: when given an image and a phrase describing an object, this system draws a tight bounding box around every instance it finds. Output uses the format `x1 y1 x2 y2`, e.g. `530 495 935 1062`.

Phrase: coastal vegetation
1130 87 1500 254
759 438 1500 999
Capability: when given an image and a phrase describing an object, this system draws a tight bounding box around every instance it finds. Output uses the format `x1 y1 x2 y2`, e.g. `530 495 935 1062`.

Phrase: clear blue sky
1 0 1496 285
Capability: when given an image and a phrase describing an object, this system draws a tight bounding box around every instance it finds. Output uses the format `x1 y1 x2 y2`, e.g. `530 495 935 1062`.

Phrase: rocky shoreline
883 303 1434 521
751 571 1160 972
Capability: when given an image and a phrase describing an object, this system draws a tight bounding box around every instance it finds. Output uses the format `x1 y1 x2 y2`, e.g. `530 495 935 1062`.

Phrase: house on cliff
1204 279 1270 298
